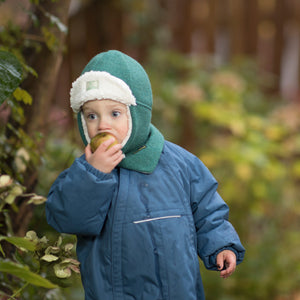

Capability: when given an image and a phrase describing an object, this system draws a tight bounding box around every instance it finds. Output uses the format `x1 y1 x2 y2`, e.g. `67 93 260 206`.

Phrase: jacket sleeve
46 156 117 236
189 158 245 270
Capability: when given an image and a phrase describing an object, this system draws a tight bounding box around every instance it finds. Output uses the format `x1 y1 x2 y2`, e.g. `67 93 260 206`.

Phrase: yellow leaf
13 87 32 105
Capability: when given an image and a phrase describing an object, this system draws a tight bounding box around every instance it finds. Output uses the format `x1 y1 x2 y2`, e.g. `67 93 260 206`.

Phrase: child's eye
112 111 121 117
87 113 97 120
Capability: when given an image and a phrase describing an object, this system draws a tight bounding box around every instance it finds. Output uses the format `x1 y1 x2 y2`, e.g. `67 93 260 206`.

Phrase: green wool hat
70 50 164 174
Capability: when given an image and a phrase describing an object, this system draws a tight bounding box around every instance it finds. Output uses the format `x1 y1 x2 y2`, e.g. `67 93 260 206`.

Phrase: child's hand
85 138 125 173
216 250 236 279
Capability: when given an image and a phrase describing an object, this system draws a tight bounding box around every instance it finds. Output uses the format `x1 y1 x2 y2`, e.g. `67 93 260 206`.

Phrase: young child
46 50 245 300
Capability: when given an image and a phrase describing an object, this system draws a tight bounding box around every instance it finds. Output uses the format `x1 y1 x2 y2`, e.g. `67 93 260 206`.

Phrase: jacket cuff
79 155 114 179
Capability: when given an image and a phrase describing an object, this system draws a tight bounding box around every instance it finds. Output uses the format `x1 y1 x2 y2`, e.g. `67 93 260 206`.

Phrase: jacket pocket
133 215 181 224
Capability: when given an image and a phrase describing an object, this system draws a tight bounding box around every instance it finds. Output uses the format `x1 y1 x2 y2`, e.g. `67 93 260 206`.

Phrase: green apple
90 132 118 153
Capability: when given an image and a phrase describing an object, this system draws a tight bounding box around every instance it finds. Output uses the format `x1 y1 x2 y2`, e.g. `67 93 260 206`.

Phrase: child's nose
98 116 111 130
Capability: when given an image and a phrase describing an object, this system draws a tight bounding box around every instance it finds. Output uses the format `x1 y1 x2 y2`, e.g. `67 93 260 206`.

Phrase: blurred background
0 0 300 299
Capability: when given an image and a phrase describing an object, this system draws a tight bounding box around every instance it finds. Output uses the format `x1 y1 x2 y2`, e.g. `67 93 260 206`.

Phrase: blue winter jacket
46 141 245 300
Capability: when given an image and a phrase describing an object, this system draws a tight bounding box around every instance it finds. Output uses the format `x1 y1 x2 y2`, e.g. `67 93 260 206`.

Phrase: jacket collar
118 124 164 174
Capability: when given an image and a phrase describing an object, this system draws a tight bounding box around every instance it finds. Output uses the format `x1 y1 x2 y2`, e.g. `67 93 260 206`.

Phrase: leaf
53 264 71 278
41 254 59 262
45 246 60 255
0 175 13 188
0 236 37 251
64 243 73 252
14 147 30 173
60 258 80 266
44 12 68 34
27 194 47 205
0 50 23 104
41 27 57 51
69 264 80 273
0 244 5 257
5 185 24 204
13 87 32 105
56 236 62 247
0 261 57 289
39 236 49 244
25 230 38 242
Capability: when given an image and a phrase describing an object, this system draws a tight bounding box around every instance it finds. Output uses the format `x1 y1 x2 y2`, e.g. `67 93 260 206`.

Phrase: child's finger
220 261 235 278
97 138 121 152
106 143 123 154
113 151 125 164
85 144 92 159
220 258 236 278
216 253 224 271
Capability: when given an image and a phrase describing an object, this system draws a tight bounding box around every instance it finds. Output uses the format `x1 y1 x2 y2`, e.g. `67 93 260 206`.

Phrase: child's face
82 99 129 143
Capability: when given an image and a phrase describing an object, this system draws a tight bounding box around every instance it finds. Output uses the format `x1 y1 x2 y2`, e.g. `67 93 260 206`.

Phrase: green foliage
36 133 82 197
148 49 300 299
0 174 80 299
0 261 57 289
0 50 23 104
0 49 39 183
0 0 69 181
0 2 80 299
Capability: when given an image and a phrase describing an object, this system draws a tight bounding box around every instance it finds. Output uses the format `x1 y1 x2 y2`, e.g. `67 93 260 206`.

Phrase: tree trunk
230 0 244 56
207 0 216 53
244 0 258 56
84 0 124 58
167 0 192 53
165 0 196 151
273 0 285 91
23 0 71 136
14 0 71 236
